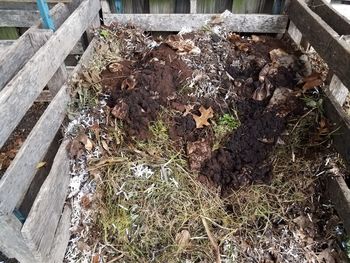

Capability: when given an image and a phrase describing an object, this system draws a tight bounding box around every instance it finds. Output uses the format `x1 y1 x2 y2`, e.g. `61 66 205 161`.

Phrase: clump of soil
101 43 191 139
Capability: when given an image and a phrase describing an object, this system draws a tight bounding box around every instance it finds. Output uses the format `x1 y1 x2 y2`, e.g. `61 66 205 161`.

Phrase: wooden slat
326 169 350 233
0 39 14 47
22 140 70 262
0 0 100 151
48 205 72 263
308 0 350 36
0 9 39 27
287 0 350 89
190 0 197 14
0 3 70 92
28 29 68 96
328 74 349 106
0 83 70 216
0 0 70 2
103 13 288 33
324 88 350 165
0 215 35 263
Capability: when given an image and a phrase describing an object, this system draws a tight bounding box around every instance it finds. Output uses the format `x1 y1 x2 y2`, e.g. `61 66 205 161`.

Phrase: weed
212 113 240 149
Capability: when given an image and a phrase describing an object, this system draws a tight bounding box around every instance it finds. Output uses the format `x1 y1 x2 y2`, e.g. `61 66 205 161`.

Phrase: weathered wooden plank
101 0 111 14
149 0 175 13
0 39 14 47
86 14 100 43
28 29 68 96
287 21 302 45
21 140 70 262
104 13 288 33
308 0 350 36
287 0 350 89
0 0 70 2
0 0 101 151
328 74 349 106
326 167 350 233
190 0 197 13
0 3 70 92
0 83 70 216
0 215 35 263
49 205 72 263
0 9 39 27
324 88 350 165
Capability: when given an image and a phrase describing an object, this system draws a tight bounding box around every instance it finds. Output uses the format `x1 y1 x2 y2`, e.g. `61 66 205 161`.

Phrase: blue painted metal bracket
115 0 122 13
36 0 56 31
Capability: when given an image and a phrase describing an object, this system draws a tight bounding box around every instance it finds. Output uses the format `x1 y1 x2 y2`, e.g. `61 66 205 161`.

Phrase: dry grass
90 112 323 262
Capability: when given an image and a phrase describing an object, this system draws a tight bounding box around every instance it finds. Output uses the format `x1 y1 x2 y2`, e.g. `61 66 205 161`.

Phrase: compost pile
63 16 349 263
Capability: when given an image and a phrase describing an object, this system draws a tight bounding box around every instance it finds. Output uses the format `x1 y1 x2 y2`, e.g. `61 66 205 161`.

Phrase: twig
201 217 221 263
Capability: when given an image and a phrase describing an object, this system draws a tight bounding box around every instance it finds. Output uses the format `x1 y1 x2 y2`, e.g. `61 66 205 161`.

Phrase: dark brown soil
0 102 48 179
100 28 305 193
102 43 191 139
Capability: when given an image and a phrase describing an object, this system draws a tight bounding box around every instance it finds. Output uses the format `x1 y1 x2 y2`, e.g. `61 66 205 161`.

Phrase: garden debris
191 106 214 129
63 20 349 263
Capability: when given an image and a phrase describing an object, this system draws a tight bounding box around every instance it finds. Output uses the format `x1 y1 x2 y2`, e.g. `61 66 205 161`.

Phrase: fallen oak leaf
192 106 214 129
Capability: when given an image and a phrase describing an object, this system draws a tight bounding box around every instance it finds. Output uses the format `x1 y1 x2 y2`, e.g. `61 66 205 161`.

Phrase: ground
62 15 350 263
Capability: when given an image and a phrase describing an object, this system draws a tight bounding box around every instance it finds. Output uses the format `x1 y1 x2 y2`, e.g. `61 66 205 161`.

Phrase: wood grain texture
28 29 68 96
0 0 100 150
190 0 197 13
287 21 302 45
287 0 350 89
22 140 71 262
308 0 350 36
0 9 39 27
324 88 350 166
0 3 70 92
0 215 35 263
326 168 350 233
328 75 349 106
0 0 70 2
104 13 288 33
0 83 70 216
48 205 72 263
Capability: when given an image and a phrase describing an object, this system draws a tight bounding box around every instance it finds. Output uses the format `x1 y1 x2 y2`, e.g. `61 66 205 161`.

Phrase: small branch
201 217 221 263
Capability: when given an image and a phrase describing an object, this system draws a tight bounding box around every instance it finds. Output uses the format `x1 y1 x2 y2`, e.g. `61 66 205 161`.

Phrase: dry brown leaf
183 105 194 116
92 254 100 263
36 161 46 169
77 241 90 252
192 106 214 129
67 139 83 158
121 75 136 90
85 138 93 152
102 140 112 155
302 73 323 92
186 139 212 171
269 48 295 68
227 33 241 43
175 230 191 250
111 100 129 120
108 62 125 73
252 80 272 101
81 195 91 209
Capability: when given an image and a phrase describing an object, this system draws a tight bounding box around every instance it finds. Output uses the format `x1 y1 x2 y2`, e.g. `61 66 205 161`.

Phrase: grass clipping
68 28 338 263
90 118 316 262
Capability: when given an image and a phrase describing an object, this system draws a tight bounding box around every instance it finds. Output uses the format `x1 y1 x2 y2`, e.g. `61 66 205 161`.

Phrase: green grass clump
213 113 240 150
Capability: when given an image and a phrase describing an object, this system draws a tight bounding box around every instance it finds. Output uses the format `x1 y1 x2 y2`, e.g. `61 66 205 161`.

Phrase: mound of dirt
102 44 191 139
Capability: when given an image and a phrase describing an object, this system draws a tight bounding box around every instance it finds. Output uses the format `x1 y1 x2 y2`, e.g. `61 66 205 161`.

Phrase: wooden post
0 215 35 263
190 0 197 13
